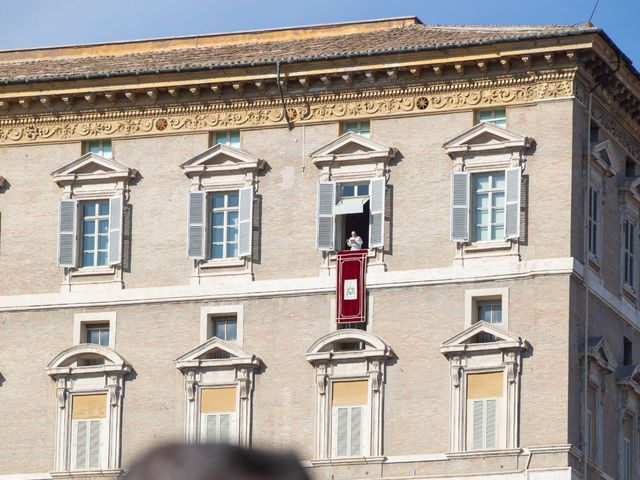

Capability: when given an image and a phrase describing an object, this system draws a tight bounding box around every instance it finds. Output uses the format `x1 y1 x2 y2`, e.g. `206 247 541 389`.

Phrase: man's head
351 231 357 237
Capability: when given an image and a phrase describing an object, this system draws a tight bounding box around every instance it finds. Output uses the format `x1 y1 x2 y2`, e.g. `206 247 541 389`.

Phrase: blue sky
1 0 638 66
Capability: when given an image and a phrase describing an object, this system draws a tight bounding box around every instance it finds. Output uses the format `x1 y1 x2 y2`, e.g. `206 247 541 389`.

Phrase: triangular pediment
592 140 623 175
51 153 136 182
175 337 260 369
310 132 394 165
585 336 616 371
181 144 261 175
440 321 527 355
443 122 531 156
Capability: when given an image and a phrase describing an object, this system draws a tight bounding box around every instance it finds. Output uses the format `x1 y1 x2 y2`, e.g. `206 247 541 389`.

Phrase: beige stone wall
0 275 571 475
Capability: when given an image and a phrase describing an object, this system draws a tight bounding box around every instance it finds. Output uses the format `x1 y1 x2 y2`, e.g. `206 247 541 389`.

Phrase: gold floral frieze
0 70 575 145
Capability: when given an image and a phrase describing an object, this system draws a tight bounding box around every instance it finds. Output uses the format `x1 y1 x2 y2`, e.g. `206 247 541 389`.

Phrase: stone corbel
56 378 67 408
316 363 328 396
185 370 196 402
237 367 251 400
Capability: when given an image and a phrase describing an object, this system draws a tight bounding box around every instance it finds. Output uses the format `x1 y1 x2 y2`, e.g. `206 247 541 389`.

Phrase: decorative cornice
0 68 576 146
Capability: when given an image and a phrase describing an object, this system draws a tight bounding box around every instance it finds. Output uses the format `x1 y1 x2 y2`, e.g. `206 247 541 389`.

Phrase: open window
306 330 393 462
440 322 528 452
175 337 261 447
47 344 131 476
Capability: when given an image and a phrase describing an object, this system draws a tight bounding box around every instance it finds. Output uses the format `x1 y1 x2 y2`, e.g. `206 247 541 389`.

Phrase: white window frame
47 344 130 475
588 182 602 262
70 413 107 471
176 338 260 447
341 120 371 138
306 330 392 463
212 130 241 148
199 305 243 345
331 401 369 458
78 200 110 268
621 208 639 298
464 288 509 330
476 109 506 128
73 312 117 349
200 410 238 444
181 144 262 285
441 322 527 452
471 171 506 243
208 191 240 260
466 395 501 451
84 139 113 159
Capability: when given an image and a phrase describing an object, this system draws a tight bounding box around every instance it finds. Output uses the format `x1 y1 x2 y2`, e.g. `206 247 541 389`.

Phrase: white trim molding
175 337 260 447
440 321 528 453
305 329 393 460
464 287 510 330
73 312 117 349
46 344 131 478
199 304 244 345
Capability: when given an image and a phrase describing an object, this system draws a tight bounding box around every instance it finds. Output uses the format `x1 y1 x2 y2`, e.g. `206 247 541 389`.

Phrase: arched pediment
46 344 131 376
51 153 137 185
310 132 395 167
180 144 263 177
306 329 392 363
443 122 531 157
175 337 260 370
440 321 527 356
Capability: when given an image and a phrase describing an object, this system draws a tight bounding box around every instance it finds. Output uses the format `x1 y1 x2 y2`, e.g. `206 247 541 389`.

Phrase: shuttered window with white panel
332 406 364 457
451 172 470 242
58 199 78 267
201 413 235 443
368 177 385 249
466 372 503 451
71 419 104 470
187 191 207 259
504 167 521 239
108 196 123 265
200 387 237 444
470 398 498 450
316 181 336 251
237 187 253 258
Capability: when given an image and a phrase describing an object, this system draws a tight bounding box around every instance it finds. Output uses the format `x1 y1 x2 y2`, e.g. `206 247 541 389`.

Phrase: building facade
0 17 639 480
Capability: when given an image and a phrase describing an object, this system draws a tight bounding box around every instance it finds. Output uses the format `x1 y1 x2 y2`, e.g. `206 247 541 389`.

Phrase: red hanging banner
336 249 367 323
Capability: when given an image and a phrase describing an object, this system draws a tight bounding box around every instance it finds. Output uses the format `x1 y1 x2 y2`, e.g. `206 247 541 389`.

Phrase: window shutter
58 199 78 267
350 406 362 456
316 181 336 251
219 413 231 443
187 191 207 259
88 420 101 469
75 421 88 469
505 167 521 239
108 196 123 265
369 177 385 248
238 187 253 258
336 407 349 457
204 414 218 443
472 400 484 450
451 172 470 242
485 399 497 449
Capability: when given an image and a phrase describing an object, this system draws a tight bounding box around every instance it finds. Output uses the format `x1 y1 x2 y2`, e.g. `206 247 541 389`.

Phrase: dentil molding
0 69 576 146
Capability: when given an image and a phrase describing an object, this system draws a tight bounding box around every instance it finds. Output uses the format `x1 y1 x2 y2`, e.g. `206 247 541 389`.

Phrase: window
624 337 633 366
80 200 110 267
473 172 505 242
175 339 260 446
626 157 637 178
477 109 506 128
588 185 601 259
477 300 502 323
210 192 239 260
70 394 107 470
467 372 501 450
623 217 636 290
441 322 527 452
465 288 509 330
86 323 109 346
621 414 633 480
199 387 237 444
331 381 368 457
213 130 240 148
342 120 370 138
586 383 596 460
47 344 130 474
212 316 237 342
306 330 392 460
335 182 371 250
84 139 112 159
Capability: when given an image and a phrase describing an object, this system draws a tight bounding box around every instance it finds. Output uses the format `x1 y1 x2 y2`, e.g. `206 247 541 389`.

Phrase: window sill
200 258 245 269
464 240 512 253
622 286 637 305
446 448 522 459
588 255 600 273
50 468 123 479
71 266 116 277
309 456 385 466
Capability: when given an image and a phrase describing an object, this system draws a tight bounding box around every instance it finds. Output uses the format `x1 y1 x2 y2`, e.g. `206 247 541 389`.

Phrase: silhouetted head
125 443 309 480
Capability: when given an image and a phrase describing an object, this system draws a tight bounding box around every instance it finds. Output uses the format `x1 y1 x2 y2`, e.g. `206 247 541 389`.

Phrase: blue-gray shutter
349 406 362 456
108 196 123 265
505 167 521 239
316 181 335 251
238 187 253 258
485 399 497 449
187 191 206 259
369 177 385 248
451 172 470 242
88 420 101 469
58 199 78 267
75 421 88 469
337 407 349 456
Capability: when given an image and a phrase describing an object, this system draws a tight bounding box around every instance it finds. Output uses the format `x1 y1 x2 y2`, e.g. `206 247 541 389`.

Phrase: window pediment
51 153 137 186
443 122 531 157
592 140 623 176
181 144 263 178
616 364 640 395
440 321 527 355
306 329 393 363
310 132 395 168
175 337 260 370
583 336 617 372
46 344 131 377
